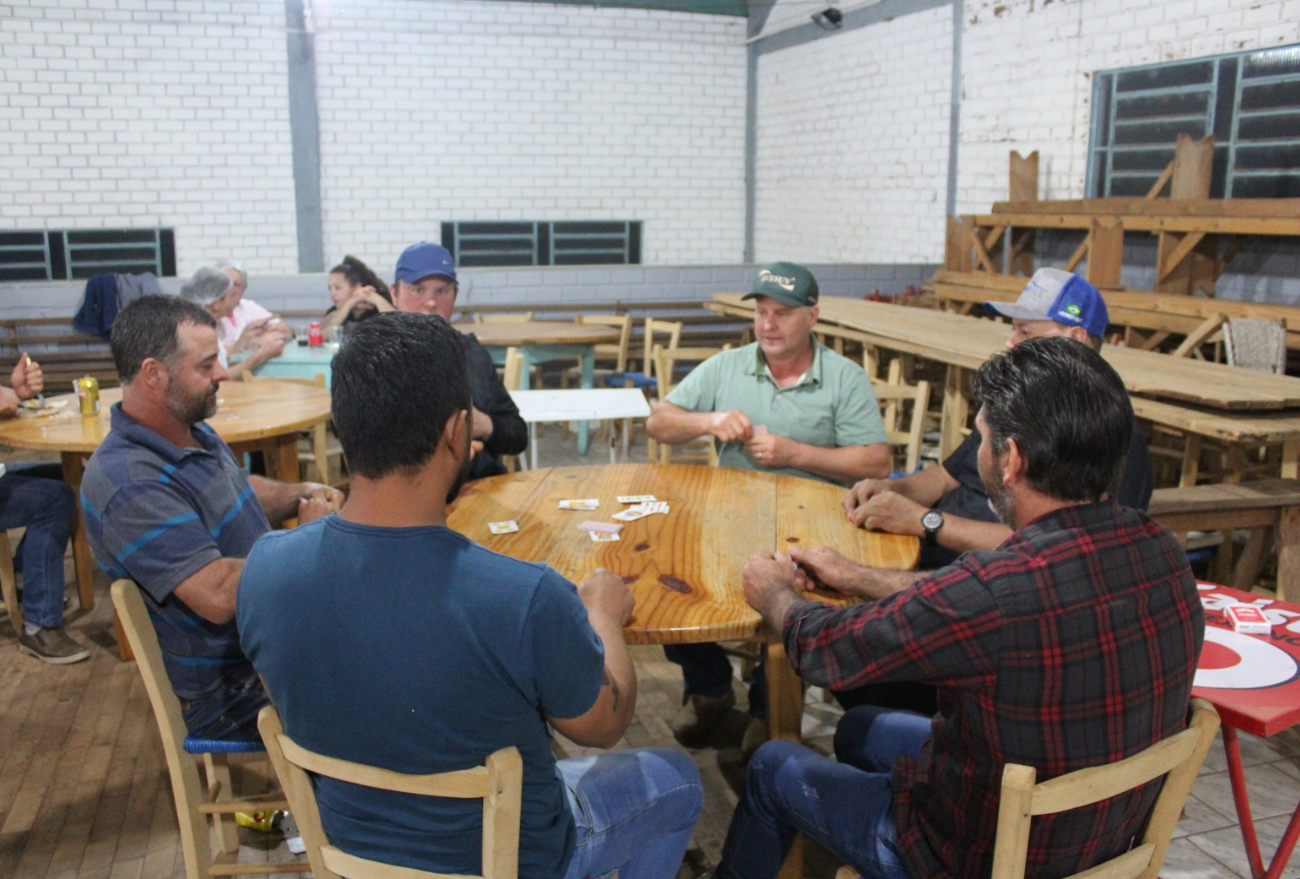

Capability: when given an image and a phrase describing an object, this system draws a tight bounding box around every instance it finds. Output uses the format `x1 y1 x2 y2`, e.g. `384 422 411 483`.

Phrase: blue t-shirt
81 403 270 701
237 517 606 879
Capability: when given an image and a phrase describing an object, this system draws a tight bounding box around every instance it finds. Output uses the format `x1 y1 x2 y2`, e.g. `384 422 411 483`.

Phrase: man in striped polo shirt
81 295 342 740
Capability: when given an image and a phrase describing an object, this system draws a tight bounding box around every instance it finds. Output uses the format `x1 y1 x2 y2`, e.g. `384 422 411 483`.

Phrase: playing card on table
558 499 600 511
589 531 621 542
617 494 657 504
640 501 670 515
612 507 651 522
488 520 519 535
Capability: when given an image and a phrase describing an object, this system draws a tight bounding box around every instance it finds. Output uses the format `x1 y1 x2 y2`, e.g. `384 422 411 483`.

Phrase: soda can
308 322 323 347
73 375 99 417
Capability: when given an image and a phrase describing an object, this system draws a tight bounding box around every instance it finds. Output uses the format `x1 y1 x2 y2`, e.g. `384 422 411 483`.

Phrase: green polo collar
744 336 824 388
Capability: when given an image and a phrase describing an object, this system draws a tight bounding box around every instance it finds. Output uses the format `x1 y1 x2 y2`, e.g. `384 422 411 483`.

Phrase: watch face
922 510 944 531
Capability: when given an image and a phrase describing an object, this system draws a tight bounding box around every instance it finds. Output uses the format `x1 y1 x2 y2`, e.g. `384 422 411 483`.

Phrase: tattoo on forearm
602 667 621 713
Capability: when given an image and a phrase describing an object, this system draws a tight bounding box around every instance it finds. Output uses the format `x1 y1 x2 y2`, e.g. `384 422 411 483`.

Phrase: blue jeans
559 747 702 879
663 643 766 719
717 708 931 879
0 463 75 629
180 661 269 741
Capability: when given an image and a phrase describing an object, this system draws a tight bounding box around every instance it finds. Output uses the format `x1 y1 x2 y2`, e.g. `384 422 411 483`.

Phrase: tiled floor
1 426 1299 878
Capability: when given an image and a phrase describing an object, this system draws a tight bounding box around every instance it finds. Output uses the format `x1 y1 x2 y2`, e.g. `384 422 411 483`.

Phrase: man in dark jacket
391 241 527 479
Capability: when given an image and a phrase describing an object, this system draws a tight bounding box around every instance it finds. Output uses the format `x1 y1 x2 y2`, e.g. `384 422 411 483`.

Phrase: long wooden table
0 380 331 613
446 463 918 741
712 293 1300 482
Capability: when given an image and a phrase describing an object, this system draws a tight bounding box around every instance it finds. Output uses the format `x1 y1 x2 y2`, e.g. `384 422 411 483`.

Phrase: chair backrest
1224 318 1286 374
111 579 216 879
653 344 731 465
872 360 931 473
641 318 683 376
502 346 524 392
990 698 1220 879
475 312 534 323
258 705 523 879
577 313 634 372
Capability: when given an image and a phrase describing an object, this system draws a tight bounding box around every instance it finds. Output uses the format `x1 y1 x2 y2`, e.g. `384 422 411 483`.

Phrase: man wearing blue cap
646 261 892 750
391 241 527 481
833 266 1152 587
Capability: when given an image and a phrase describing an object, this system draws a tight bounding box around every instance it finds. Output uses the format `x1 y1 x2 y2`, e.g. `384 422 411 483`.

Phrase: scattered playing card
558 499 600 511
488 520 519 535
589 531 621 542
612 508 651 522
617 494 657 504
577 521 623 535
640 501 670 514
753 425 769 437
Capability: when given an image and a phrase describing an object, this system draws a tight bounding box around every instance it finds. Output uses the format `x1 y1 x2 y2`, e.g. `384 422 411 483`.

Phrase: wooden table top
0 379 331 454
712 293 1300 412
456 321 621 347
446 464 919 645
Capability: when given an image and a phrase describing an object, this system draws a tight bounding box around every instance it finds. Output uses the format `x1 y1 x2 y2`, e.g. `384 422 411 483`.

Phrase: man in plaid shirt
714 337 1204 879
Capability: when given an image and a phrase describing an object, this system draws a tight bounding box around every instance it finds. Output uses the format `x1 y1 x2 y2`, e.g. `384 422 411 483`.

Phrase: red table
1193 582 1300 879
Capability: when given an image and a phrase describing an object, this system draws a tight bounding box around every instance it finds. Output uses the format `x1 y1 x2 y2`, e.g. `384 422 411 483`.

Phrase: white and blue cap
394 241 456 285
985 268 1109 338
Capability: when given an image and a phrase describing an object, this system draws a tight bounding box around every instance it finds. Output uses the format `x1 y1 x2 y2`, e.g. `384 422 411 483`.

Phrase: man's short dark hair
972 336 1133 503
111 295 217 383
330 313 470 480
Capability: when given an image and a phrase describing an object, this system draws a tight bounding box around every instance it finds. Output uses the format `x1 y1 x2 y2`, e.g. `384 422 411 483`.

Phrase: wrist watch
921 509 945 547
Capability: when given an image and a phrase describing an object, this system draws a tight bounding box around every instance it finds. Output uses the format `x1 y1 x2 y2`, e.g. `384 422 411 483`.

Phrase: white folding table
508 388 651 470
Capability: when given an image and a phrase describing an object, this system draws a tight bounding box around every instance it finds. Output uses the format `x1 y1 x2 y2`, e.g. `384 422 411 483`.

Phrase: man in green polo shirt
646 261 891 750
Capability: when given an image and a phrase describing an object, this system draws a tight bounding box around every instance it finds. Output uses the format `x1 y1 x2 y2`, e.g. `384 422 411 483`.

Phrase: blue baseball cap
985 268 1109 337
394 242 456 285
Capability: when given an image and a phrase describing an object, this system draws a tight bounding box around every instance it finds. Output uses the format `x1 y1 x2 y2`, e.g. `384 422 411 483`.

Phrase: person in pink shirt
213 260 293 355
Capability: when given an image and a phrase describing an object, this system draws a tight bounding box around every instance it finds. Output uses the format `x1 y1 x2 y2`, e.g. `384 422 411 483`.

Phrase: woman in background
322 255 394 329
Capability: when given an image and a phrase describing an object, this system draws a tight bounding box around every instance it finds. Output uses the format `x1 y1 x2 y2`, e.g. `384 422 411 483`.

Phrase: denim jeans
717 708 932 879
0 463 75 629
180 661 269 741
663 643 766 719
559 747 703 879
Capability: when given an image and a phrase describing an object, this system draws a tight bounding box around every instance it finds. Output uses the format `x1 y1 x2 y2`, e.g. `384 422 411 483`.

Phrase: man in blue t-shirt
237 313 702 879
81 295 343 740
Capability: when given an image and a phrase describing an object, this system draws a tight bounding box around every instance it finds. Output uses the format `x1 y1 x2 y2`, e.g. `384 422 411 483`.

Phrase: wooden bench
1149 478 1300 600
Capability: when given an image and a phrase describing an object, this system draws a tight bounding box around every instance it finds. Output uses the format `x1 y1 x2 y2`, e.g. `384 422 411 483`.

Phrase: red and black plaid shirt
784 500 1204 879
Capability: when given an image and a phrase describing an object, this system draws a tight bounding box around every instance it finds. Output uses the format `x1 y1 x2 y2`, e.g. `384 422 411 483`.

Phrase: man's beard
165 381 218 426
444 421 473 505
980 460 1015 527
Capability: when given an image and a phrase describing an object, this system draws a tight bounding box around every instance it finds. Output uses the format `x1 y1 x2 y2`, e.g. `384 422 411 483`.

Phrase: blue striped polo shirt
81 403 270 701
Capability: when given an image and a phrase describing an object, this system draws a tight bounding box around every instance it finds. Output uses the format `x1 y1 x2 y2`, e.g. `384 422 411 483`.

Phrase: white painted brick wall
753 5 952 264
0 0 300 275
311 0 748 273
956 0 1300 215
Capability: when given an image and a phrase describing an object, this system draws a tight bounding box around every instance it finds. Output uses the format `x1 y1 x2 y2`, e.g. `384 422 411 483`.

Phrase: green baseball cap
742 261 819 308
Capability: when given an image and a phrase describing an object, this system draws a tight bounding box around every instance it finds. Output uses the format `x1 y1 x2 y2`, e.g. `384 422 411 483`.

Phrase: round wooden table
0 379 331 614
447 463 919 743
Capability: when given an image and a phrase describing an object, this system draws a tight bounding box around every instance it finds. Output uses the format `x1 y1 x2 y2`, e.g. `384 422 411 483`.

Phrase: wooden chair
561 312 634 389
653 343 731 465
0 532 19 634
475 312 534 323
257 704 523 879
836 698 1220 879
240 372 342 486
111 580 309 879
872 360 932 475
500 347 524 472
603 318 683 391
